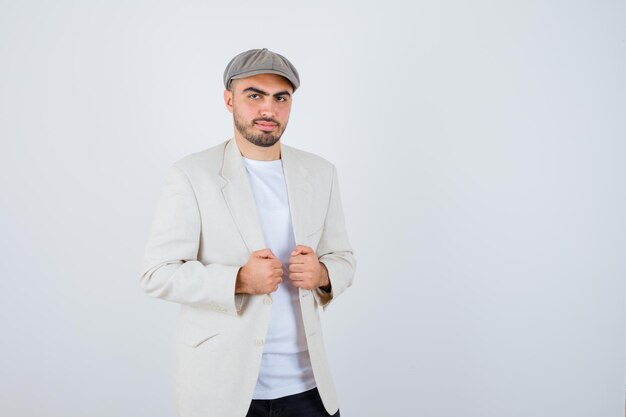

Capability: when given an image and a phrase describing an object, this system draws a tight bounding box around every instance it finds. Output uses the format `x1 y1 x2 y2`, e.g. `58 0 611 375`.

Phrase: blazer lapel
219 139 314 252
220 138 266 252
281 143 314 245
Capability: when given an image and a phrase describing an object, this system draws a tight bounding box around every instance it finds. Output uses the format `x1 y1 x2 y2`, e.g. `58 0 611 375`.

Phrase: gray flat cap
223 48 300 91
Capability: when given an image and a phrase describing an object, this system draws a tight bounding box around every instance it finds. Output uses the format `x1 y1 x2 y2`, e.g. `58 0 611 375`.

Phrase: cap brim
229 69 298 91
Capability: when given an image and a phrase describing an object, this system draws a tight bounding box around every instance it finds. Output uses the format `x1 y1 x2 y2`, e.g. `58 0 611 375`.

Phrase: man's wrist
318 262 332 292
235 267 246 294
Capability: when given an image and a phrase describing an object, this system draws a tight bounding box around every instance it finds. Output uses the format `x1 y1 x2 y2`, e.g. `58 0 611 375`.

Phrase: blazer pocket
176 320 220 349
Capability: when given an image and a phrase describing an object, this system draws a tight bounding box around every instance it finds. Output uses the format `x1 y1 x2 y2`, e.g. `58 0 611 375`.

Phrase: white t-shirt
242 156 317 400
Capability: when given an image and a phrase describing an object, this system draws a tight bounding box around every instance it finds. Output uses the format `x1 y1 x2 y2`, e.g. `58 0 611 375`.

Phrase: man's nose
259 101 276 118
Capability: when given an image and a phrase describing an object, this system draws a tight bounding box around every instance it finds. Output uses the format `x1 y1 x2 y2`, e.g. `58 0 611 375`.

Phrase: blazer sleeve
139 164 240 316
314 164 356 310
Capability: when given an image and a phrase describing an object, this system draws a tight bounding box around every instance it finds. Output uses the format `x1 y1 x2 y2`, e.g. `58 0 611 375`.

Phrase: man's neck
234 135 281 161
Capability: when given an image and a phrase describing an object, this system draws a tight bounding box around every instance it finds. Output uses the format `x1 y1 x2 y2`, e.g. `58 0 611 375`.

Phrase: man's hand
235 249 283 295
288 245 330 291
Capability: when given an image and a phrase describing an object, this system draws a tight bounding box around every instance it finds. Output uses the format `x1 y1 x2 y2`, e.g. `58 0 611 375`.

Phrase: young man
140 48 356 417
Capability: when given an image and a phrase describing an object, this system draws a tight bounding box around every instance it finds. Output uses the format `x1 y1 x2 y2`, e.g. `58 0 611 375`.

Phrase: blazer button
255 338 265 347
263 296 273 305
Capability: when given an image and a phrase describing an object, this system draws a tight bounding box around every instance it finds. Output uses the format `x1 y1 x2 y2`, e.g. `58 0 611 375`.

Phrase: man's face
224 73 293 148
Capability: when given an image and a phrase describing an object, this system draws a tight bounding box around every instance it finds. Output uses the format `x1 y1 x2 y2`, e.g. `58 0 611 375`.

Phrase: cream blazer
140 138 356 417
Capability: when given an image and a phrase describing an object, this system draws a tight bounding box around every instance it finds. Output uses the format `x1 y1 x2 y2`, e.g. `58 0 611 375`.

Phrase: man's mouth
254 120 278 132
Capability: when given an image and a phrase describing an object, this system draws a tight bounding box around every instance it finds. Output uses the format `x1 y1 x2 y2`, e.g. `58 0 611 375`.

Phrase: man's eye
249 94 260 99
276 96 287 102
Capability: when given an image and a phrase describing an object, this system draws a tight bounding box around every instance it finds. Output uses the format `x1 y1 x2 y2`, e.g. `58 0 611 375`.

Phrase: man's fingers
290 245 313 256
289 253 314 265
253 248 270 257
269 259 283 268
290 247 302 256
254 248 276 259
289 272 312 282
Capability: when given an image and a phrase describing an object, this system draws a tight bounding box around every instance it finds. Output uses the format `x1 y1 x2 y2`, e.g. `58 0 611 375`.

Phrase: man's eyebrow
241 87 291 98
241 87 269 96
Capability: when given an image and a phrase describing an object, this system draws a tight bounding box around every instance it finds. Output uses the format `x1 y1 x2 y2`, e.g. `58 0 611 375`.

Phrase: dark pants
246 387 340 417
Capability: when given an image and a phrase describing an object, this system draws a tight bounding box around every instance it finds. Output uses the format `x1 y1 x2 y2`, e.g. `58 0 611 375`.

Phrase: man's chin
246 135 280 148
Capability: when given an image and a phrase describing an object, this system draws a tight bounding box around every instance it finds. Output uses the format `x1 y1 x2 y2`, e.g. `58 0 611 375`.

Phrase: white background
1 1 625 416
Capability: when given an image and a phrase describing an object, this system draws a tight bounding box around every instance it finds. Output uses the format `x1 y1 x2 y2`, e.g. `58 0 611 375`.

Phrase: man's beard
234 112 287 148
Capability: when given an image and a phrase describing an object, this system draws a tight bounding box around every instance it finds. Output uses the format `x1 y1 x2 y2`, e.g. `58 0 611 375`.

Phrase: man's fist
288 245 330 291
235 249 283 295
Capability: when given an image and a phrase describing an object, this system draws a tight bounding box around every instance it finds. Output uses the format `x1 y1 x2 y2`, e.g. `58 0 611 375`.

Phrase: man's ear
224 89 234 113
